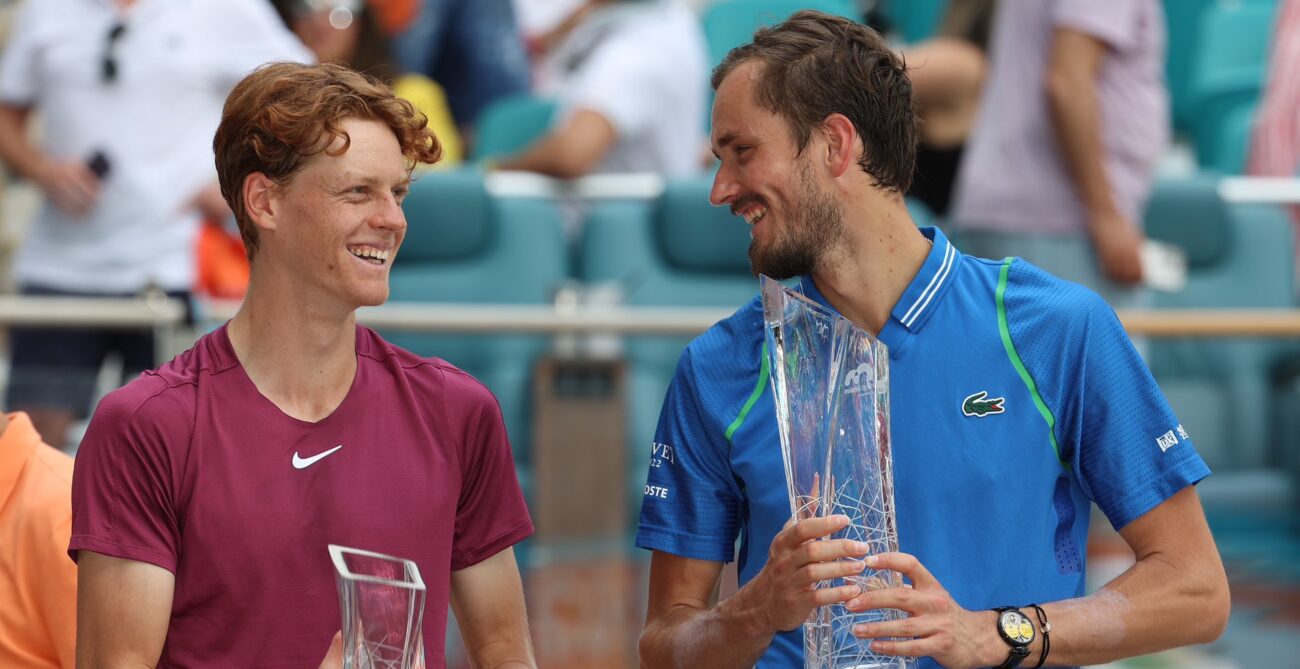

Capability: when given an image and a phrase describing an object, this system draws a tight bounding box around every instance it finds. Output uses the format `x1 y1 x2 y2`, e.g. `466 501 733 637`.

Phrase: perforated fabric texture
1051 475 1082 574
635 296 765 562
1002 260 1210 530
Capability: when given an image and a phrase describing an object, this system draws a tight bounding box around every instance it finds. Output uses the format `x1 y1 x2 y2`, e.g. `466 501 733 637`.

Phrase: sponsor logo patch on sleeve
650 442 674 468
644 485 670 499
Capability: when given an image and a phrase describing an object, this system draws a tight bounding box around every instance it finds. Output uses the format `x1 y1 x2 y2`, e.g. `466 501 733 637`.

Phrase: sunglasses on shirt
102 22 126 84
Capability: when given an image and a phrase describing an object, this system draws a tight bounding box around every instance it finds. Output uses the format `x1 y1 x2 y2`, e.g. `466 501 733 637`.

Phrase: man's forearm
1034 553 1228 666
449 548 538 669
495 133 586 178
0 105 51 183
494 109 615 179
465 637 536 669
1045 68 1119 223
640 585 778 668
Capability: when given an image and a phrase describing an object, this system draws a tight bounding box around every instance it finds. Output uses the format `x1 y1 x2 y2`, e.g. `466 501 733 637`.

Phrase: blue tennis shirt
635 227 1209 669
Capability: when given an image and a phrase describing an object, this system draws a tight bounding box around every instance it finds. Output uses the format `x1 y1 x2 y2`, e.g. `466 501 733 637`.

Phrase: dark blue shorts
6 285 191 418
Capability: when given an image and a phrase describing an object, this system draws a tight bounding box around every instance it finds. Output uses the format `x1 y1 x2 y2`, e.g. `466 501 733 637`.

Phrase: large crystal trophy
761 276 913 669
329 544 427 669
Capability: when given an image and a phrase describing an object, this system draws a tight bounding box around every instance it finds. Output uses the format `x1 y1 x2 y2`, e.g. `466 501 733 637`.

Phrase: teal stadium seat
471 95 557 161
1274 350 1300 514
580 176 759 520
701 0 860 69
1144 174 1298 515
387 168 569 477
1188 0 1276 173
879 0 948 44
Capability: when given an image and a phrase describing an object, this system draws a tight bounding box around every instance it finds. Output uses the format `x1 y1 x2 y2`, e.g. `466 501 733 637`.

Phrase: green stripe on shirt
726 340 771 444
997 258 1069 468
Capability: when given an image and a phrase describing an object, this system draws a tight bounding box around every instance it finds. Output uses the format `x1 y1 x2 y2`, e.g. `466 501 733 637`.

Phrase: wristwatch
992 607 1036 669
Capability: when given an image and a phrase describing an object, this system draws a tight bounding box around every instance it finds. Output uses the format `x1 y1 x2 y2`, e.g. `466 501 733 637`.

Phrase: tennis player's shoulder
359 326 497 406
1002 257 1116 333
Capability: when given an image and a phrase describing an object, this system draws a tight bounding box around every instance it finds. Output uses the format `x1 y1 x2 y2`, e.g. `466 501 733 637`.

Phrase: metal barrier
487 170 1300 206
486 170 665 201
0 295 186 328
1219 176 1300 204
3 295 1299 338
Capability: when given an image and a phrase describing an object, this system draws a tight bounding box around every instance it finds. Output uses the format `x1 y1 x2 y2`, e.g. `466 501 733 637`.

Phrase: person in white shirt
498 0 708 177
0 0 312 449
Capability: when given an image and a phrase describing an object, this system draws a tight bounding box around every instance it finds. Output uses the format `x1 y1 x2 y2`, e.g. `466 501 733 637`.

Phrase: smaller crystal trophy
329 544 427 669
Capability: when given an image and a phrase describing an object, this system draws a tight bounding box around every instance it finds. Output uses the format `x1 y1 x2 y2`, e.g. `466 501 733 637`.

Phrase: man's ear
242 172 279 233
820 113 859 179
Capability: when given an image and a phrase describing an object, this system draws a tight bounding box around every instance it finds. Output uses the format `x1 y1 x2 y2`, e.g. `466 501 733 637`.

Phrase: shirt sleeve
0 0 45 105
1052 0 1142 51
69 387 189 573
558 27 664 142
1070 297 1209 528
1006 262 1209 530
635 347 744 563
448 371 533 571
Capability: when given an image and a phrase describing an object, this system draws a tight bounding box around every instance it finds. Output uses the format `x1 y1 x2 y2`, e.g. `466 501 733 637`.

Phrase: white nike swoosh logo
292 445 344 469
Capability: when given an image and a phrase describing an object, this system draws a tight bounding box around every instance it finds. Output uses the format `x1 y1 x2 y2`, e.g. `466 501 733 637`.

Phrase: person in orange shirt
0 411 76 669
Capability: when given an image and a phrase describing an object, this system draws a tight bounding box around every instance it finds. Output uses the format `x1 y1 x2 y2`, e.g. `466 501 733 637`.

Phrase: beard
747 161 845 280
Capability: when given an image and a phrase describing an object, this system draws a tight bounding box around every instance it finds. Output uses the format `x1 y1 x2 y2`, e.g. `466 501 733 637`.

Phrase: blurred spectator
1246 0 1300 283
0 2 16 60
276 0 399 79
904 0 995 218
384 0 530 142
0 411 75 669
0 0 311 449
275 0 464 167
950 0 1168 307
512 0 586 48
497 0 708 177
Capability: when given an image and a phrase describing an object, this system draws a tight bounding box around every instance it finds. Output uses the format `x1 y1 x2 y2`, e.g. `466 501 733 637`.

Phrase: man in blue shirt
636 11 1229 669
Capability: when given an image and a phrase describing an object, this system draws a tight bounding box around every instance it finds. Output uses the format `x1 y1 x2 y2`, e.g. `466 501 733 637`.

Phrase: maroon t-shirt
70 324 533 668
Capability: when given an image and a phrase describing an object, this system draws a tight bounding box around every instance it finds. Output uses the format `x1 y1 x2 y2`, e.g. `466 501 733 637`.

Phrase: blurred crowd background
0 0 1297 667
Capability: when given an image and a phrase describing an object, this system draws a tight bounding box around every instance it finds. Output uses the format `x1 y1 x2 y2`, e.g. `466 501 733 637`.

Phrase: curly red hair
213 62 442 258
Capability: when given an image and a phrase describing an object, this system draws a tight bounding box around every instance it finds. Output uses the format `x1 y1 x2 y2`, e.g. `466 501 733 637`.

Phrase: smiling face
260 117 411 310
710 60 845 280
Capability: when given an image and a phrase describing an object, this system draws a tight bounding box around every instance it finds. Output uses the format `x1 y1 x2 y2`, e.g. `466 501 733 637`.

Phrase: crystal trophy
761 276 913 669
329 544 427 669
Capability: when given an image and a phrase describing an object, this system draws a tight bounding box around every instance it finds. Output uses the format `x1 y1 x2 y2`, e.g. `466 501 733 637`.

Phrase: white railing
0 295 186 328
486 170 667 200
1219 176 1300 204
3 296 1299 338
487 172 1300 207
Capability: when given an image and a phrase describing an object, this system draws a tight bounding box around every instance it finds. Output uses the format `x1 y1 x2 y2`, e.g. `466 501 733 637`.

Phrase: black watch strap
994 644 1031 669
992 607 1034 669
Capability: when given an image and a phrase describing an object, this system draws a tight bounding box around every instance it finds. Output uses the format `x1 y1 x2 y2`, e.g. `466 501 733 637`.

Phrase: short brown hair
712 10 917 193
213 62 442 258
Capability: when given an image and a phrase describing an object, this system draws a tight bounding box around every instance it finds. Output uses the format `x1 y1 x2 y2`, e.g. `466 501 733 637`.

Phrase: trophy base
805 620 915 669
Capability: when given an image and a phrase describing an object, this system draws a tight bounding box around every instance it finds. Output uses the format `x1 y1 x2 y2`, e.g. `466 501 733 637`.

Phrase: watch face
1000 610 1035 645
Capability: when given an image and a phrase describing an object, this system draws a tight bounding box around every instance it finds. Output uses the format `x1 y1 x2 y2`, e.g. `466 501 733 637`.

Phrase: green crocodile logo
962 391 1005 417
